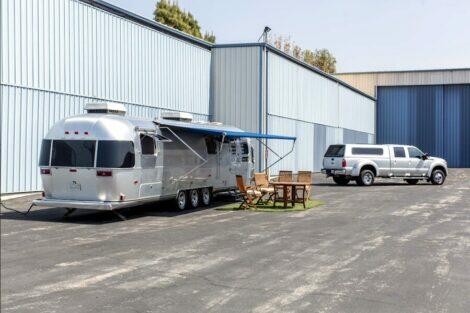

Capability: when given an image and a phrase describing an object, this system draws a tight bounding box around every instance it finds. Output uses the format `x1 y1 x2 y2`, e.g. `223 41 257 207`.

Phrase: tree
268 34 337 73
154 0 216 43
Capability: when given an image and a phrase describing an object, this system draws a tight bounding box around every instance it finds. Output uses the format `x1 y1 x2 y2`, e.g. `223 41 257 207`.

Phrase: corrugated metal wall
1 0 212 193
377 84 470 167
267 52 375 135
335 69 470 97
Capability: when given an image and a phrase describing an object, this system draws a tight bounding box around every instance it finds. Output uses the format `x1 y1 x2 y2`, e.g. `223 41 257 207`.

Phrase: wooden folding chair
236 175 261 209
254 172 276 204
273 170 293 207
296 171 312 207
278 170 293 182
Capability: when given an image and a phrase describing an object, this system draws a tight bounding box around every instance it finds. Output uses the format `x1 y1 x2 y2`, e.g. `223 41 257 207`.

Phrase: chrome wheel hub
434 172 443 184
201 188 210 205
190 190 199 207
177 192 186 209
364 173 373 184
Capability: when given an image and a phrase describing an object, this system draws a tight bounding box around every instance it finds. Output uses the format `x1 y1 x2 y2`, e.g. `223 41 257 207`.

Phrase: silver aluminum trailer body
33 104 254 212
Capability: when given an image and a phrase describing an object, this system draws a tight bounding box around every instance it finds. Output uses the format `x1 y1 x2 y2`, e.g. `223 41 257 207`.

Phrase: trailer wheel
200 188 212 206
176 190 188 211
189 189 200 208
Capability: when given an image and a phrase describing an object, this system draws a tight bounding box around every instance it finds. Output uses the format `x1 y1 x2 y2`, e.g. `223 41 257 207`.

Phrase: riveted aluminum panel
0 0 211 115
0 85 208 193
377 84 470 168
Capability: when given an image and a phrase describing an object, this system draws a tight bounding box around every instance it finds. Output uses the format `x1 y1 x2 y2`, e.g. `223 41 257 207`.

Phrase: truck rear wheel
333 176 350 185
357 169 374 186
431 169 446 185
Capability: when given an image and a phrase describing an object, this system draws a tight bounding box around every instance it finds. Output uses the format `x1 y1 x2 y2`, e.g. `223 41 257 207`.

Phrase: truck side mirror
422 153 429 160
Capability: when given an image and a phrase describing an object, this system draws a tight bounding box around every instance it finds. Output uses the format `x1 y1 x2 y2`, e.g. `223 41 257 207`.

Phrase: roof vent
85 102 126 115
161 112 193 122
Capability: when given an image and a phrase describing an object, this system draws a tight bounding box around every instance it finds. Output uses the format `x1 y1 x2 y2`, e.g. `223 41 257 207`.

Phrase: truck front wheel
333 176 350 185
356 169 375 186
431 169 446 185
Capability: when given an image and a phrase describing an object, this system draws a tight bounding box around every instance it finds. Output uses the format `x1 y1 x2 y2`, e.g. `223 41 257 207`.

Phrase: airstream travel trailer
33 103 296 218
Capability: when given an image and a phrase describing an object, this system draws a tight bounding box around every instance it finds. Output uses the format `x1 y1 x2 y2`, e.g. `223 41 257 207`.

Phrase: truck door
407 146 427 176
391 146 408 176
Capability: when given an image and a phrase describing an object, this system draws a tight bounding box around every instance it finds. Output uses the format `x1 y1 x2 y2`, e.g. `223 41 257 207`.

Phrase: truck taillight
41 168 51 175
342 159 347 167
97 170 112 177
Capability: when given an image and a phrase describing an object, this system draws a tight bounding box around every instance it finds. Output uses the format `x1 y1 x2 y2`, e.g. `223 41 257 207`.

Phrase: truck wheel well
360 165 376 176
432 166 447 176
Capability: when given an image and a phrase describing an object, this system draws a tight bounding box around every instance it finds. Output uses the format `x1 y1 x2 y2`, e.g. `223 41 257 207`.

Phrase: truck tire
189 189 200 208
405 179 419 185
175 190 188 210
431 169 446 185
333 176 350 185
200 187 212 206
357 169 374 186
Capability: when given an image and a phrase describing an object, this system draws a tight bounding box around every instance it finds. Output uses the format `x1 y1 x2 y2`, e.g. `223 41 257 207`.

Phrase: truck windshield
51 140 96 167
324 145 345 157
97 141 135 168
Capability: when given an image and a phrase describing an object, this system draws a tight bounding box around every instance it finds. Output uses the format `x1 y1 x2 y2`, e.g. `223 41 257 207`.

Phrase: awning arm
259 138 296 173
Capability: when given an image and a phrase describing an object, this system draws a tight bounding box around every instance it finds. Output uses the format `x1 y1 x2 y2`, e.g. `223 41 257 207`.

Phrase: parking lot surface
1 170 469 313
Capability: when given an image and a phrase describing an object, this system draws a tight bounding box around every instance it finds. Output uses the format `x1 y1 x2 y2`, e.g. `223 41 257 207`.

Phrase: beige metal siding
336 69 470 97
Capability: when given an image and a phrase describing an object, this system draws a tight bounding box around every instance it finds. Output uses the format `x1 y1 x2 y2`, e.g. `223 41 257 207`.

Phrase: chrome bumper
32 198 140 210
321 169 351 176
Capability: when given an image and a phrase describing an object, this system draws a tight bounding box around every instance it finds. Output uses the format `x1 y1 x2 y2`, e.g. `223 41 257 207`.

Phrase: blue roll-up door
377 84 470 167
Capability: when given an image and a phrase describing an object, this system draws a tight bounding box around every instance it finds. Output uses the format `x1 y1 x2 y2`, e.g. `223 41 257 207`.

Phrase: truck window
407 147 423 158
97 141 135 168
51 140 96 167
140 134 155 155
393 147 406 158
351 147 383 155
205 136 218 154
39 139 51 166
324 145 345 157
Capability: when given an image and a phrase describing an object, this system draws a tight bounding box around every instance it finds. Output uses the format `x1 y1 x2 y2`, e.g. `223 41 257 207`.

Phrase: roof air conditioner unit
161 112 193 122
85 102 126 115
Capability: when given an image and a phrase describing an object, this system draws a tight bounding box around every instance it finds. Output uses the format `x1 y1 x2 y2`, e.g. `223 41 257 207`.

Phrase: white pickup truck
321 144 448 186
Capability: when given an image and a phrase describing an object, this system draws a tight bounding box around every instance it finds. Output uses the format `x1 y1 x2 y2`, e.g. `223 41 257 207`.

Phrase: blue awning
156 119 296 141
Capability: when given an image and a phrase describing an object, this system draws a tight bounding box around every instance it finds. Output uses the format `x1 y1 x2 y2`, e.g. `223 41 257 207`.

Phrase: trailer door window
51 140 96 167
39 139 52 166
97 141 135 168
205 136 218 154
140 134 155 155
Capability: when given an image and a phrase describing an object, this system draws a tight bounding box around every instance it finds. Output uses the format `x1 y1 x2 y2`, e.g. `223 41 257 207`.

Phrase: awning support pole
257 139 296 173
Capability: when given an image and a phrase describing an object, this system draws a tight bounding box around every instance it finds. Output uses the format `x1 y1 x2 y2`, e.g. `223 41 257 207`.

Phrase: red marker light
65 131 70 134
41 168 51 175
119 194 125 201
84 131 89 135
97 170 112 177
74 131 79 135
342 159 347 167
69 168 77 172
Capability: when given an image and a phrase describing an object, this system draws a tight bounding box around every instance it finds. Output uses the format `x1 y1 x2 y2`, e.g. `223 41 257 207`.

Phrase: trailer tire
189 189 200 208
175 190 188 211
200 188 212 206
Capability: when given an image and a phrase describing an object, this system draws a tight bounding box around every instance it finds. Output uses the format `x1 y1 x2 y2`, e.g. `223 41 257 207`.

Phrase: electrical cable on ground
0 201 36 215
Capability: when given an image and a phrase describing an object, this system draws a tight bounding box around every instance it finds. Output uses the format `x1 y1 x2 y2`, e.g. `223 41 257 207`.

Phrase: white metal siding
0 85 208 193
211 47 260 132
1 0 211 115
267 52 339 127
338 86 375 134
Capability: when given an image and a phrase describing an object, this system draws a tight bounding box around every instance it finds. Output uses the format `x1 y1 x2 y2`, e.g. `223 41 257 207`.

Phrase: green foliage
154 0 216 43
269 35 337 73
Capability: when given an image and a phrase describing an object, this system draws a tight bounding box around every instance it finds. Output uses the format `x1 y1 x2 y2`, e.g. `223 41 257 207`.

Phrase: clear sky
106 0 470 72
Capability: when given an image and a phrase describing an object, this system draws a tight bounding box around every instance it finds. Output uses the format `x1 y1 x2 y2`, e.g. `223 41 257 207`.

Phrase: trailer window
97 141 135 168
352 147 383 155
140 134 155 155
51 140 96 167
241 142 249 155
39 139 51 166
205 136 218 154
324 145 345 157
